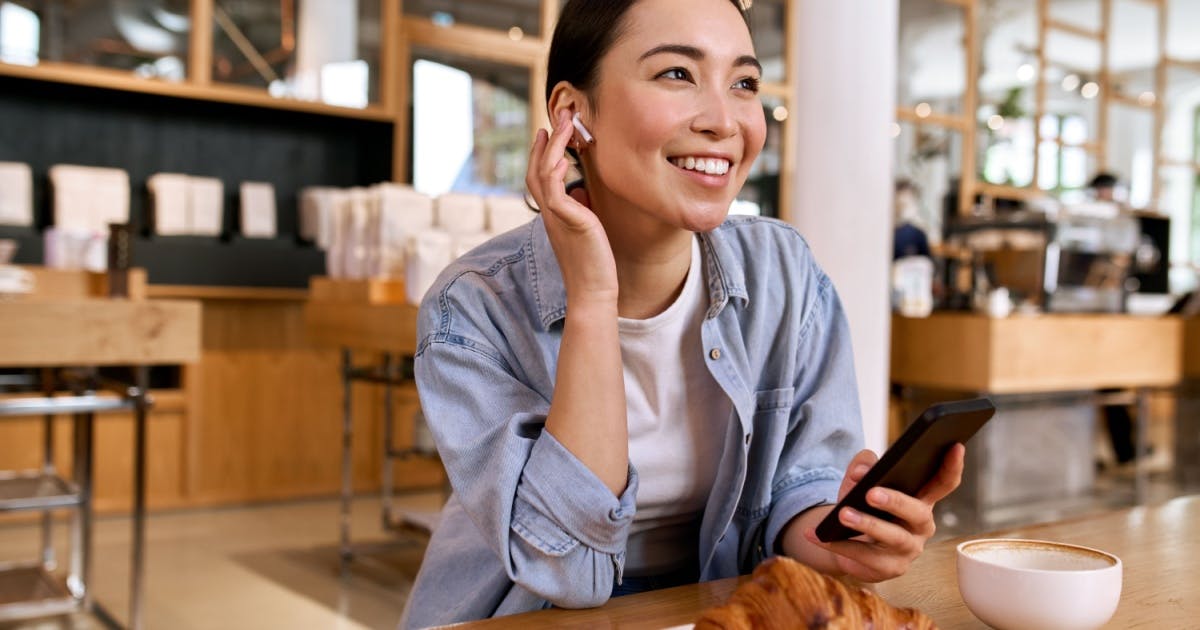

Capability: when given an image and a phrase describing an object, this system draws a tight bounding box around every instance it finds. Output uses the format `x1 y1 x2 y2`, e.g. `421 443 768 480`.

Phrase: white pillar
787 0 898 453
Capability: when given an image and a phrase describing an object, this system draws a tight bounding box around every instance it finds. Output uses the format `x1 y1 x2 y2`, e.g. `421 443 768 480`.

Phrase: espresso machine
941 204 1167 313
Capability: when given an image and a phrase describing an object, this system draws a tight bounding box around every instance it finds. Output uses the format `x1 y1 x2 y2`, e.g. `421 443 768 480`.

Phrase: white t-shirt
618 236 732 576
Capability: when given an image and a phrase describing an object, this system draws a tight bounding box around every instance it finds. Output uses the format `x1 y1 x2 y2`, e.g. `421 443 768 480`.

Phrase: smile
669 156 731 176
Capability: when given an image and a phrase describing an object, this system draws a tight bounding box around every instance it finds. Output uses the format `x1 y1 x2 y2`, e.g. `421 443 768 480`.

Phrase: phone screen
814 397 996 542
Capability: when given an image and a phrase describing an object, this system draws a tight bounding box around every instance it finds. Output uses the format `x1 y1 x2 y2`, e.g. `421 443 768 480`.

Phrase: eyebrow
638 44 763 74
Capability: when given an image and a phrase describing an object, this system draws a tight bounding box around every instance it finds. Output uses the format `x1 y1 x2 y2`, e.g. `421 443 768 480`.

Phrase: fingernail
854 464 870 477
841 508 861 524
869 488 888 506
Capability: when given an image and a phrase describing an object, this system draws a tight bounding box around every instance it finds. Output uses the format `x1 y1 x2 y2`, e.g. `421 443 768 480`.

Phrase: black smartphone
815 397 996 543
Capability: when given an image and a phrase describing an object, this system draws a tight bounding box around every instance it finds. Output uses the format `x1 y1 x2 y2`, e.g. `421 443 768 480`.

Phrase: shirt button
709 348 722 360
744 433 752 445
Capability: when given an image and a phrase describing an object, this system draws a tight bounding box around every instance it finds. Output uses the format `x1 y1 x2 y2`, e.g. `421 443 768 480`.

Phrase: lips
669 156 731 176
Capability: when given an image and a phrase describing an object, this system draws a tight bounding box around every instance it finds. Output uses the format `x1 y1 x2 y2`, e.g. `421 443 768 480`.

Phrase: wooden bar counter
891 312 1183 394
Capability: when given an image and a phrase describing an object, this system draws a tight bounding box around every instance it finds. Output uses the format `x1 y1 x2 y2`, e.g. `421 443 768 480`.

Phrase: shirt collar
528 215 750 331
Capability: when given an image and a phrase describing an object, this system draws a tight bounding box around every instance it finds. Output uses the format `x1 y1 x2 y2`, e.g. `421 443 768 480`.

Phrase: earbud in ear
572 112 594 145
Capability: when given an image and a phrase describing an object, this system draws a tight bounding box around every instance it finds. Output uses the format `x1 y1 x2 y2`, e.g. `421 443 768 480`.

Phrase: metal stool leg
128 366 149 630
67 412 93 607
40 368 56 571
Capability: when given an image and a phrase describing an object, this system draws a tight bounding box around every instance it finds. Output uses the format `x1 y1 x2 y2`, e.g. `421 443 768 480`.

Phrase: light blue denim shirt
400 215 863 629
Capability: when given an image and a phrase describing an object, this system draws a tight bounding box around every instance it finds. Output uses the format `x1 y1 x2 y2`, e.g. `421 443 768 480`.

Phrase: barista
1088 172 1141 467
893 179 932 260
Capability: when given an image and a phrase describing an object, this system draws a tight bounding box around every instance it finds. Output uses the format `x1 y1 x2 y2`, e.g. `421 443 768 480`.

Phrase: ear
547 80 591 130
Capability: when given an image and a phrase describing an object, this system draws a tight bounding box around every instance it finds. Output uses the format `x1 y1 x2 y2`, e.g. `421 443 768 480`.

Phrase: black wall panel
0 75 393 286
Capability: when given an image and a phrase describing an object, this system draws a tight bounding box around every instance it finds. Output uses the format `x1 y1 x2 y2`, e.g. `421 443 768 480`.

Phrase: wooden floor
0 492 443 630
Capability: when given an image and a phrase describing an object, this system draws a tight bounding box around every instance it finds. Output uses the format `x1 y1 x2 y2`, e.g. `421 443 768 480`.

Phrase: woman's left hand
802 444 965 582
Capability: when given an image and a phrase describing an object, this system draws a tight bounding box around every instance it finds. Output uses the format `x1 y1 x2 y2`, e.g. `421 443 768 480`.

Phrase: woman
400 1 963 627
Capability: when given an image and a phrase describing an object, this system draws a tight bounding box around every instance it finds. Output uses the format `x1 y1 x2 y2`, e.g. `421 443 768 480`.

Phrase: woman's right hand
526 110 619 308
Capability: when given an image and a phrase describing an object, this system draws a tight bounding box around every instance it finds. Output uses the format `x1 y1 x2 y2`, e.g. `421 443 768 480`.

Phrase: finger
917 443 966 504
865 486 936 538
838 449 878 500
802 528 905 583
834 506 921 556
540 110 574 178
541 159 589 226
525 128 550 202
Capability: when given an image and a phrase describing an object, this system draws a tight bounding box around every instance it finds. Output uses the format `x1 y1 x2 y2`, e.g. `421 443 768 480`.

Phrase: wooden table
302 277 432 563
443 495 1199 629
0 269 201 630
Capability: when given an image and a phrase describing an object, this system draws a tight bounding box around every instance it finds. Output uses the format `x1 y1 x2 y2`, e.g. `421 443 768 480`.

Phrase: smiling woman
399 1 964 627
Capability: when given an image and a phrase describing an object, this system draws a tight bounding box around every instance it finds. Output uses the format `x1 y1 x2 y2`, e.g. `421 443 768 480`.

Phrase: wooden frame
954 0 1178 214
1036 0 1110 189
894 0 978 216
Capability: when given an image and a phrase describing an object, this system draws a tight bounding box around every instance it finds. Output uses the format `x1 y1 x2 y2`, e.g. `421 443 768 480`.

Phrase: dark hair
1089 172 1119 189
545 0 751 106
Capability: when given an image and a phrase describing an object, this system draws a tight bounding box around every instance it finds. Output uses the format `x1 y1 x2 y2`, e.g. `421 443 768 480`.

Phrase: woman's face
583 0 766 233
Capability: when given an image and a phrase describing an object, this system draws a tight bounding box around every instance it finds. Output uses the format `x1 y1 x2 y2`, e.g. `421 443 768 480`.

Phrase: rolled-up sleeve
764 267 864 557
417 329 634 608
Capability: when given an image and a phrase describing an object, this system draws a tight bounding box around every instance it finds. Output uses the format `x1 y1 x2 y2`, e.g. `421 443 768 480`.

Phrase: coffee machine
941 204 1166 313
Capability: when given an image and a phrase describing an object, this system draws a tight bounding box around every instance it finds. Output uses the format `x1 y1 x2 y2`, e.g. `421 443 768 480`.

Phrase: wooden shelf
0 60 394 123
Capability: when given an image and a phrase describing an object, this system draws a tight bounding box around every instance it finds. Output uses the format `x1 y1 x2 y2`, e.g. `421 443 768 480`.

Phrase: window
411 51 530 197
1037 113 1091 194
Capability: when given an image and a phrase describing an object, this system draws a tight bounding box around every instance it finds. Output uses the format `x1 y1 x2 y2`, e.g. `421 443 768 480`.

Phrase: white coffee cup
957 538 1122 630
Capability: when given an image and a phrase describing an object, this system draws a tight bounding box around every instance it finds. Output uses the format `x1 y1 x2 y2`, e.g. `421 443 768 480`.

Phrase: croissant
695 557 936 630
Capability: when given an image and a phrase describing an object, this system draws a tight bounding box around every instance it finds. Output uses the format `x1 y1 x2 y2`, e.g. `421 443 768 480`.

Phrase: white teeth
672 157 731 175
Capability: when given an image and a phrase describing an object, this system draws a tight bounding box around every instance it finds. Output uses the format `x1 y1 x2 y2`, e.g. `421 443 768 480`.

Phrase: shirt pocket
733 386 794 521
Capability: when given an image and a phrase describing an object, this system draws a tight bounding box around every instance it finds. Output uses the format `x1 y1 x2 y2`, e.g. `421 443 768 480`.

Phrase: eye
734 76 761 93
657 67 693 82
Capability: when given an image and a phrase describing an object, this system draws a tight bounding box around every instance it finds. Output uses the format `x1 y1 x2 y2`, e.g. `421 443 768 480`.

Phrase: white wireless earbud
572 112 594 145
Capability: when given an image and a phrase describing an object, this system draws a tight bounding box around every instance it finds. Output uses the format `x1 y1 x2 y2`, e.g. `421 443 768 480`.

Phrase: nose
690 85 739 140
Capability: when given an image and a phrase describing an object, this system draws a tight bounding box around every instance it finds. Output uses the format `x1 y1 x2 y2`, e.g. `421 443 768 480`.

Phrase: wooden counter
0 273 438 513
891 313 1183 393
0 299 200 367
302 277 419 354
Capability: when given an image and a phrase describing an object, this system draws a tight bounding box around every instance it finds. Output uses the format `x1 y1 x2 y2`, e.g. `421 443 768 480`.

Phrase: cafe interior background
0 0 1197 628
